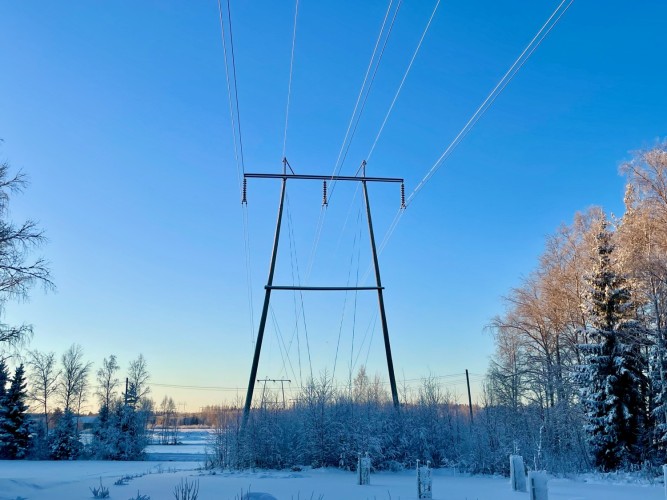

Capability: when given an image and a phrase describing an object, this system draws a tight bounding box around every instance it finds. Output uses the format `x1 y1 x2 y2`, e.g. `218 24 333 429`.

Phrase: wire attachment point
400 182 406 209
322 180 328 206
242 177 247 204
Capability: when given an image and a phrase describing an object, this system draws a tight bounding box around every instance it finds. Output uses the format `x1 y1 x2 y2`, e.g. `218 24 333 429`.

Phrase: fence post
528 470 548 500
417 460 432 499
358 452 371 485
510 455 527 492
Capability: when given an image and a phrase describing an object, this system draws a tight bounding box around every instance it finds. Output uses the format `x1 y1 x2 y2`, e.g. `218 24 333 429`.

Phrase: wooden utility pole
466 369 474 424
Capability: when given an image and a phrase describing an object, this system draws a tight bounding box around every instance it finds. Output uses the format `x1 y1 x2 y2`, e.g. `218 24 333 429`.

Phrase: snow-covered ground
1 429 662 499
1 460 664 500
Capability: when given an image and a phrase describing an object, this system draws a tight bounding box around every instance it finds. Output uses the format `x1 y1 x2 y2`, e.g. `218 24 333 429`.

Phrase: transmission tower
241 160 404 428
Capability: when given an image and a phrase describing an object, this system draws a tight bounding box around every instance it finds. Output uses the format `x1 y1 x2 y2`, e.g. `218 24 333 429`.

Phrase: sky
0 1 665 412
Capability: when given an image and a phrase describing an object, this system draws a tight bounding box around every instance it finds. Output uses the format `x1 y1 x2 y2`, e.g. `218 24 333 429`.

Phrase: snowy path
0 461 663 500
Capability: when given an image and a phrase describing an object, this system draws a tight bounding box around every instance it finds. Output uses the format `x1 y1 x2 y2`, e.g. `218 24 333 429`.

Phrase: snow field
1 461 665 500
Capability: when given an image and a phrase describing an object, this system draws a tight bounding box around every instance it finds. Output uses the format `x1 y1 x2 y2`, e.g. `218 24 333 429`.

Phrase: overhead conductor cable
376 0 576 258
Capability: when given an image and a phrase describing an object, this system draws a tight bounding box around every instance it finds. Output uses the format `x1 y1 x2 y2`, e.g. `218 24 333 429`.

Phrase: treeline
0 348 152 460
486 143 667 471
206 368 545 474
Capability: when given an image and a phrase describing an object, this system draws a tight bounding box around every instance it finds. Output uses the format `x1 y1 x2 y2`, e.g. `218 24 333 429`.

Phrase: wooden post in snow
417 460 432 499
510 455 527 492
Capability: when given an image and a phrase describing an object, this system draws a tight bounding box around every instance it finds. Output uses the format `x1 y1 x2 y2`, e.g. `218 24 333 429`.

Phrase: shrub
173 478 199 500
128 491 150 500
90 478 110 498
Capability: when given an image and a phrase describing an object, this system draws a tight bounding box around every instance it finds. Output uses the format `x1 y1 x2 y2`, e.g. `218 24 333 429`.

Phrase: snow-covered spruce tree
0 364 31 458
110 399 150 460
89 383 151 460
89 401 113 459
578 216 647 470
49 409 82 460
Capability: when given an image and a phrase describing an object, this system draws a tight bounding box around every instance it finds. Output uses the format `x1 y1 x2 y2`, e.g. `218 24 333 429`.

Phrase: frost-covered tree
0 161 53 353
90 356 152 461
58 344 91 414
619 145 667 458
0 358 8 401
578 215 647 470
0 364 31 458
95 354 119 409
27 350 59 436
112 400 151 460
49 408 82 460
159 395 178 445
127 354 150 403
0 359 11 455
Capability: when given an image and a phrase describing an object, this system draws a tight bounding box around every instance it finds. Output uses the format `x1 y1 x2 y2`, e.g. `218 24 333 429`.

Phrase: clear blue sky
1 1 665 410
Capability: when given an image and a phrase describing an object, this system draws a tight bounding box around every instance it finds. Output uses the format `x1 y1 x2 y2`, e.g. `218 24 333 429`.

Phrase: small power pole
465 369 474 424
257 378 291 409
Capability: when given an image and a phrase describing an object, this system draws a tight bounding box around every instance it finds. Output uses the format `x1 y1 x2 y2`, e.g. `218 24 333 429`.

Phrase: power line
282 0 300 159
376 0 575 257
407 0 575 207
270 304 299 384
332 207 362 380
223 0 246 172
329 0 399 182
304 0 402 285
216 0 255 342
331 0 403 187
216 0 242 185
285 195 314 383
147 371 485 393
242 207 255 344
286 195 305 385
352 308 379 374
366 0 441 163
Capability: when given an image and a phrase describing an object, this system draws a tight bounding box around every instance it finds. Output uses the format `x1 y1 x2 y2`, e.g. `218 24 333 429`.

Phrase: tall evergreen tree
578 216 646 470
0 364 31 458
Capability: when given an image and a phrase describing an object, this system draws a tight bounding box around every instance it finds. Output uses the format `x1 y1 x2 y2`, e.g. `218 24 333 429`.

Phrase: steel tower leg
362 179 400 408
242 178 287 429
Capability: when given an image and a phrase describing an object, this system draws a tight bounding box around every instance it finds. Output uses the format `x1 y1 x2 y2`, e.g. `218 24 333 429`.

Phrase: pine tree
0 364 31 458
578 216 646 470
